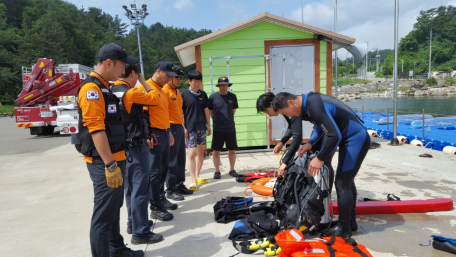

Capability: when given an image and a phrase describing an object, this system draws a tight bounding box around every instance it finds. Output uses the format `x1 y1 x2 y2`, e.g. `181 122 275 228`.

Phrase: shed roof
174 12 355 67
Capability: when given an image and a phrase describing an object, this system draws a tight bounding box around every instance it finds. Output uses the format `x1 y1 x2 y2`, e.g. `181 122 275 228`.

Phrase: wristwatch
105 161 118 172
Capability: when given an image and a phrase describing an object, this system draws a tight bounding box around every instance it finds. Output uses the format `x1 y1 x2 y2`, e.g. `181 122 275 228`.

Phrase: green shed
175 12 356 149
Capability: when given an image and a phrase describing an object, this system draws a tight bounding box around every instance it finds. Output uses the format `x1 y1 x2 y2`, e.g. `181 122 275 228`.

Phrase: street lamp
122 4 149 75
334 0 338 97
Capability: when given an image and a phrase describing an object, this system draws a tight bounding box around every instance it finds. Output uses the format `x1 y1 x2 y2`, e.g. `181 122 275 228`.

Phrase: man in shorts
181 70 211 190
208 76 238 179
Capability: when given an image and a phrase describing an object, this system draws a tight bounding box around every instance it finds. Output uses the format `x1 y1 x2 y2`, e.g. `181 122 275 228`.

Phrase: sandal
197 177 208 184
189 183 199 191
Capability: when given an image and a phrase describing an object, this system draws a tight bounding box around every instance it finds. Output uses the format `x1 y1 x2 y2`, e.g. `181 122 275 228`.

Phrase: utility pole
376 44 380 72
365 41 369 80
123 4 149 75
428 28 433 78
334 0 338 97
401 59 404 72
391 0 400 145
301 0 304 23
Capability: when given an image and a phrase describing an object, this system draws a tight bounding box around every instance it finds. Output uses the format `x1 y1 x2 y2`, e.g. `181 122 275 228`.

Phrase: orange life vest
276 229 372 257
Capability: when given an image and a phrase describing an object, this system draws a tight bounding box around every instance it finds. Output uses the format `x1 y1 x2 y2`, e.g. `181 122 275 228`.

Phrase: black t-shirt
208 92 238 132
181 89 209 132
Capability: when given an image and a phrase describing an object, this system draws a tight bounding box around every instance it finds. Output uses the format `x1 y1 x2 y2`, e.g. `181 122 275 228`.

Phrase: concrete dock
0 117 455 257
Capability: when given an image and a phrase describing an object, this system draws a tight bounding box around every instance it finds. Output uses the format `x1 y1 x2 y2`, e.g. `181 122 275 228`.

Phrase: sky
67 0 456 60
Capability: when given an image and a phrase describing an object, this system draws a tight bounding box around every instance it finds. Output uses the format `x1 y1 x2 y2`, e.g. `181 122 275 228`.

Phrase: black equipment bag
213 197 275 224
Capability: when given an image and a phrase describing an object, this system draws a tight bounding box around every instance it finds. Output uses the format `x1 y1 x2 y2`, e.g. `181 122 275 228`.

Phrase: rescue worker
163 67 194 200
110 64 163 245
208 76 239 179
272 92 370 238
181 70 212 191
77 43 143 257
137 61 177 221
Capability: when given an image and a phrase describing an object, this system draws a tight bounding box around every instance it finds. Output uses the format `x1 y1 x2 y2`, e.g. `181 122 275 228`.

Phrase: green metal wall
201 21 328 148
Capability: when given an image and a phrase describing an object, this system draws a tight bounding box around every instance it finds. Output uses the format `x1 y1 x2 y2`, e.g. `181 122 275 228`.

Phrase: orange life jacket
276 229 372 257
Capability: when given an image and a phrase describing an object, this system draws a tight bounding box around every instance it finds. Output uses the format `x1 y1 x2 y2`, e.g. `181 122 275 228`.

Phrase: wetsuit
280 116 302 166
302 92 370 231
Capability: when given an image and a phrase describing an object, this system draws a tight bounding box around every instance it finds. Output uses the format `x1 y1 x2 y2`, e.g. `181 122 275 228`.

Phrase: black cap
98 43 138 65
216 76 232 87
173 66 186 79
155 61 178 77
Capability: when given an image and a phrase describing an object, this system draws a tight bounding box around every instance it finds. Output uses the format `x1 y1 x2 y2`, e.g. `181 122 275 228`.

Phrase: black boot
321 221 352 238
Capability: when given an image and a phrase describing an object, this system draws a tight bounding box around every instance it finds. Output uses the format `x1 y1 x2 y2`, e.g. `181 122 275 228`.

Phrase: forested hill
0 0 211 104
382 5 456 76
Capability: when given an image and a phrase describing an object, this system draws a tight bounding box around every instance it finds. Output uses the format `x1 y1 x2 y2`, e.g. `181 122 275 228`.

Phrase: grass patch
0 105 15 114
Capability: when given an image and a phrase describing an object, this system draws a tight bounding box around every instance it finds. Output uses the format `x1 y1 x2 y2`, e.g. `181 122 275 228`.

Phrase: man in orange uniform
163 66 194 201
111 64 163 245
137 61 177 221
77 43 143 257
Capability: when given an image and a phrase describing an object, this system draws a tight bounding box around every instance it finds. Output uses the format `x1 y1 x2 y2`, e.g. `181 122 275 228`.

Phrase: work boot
321 221 352 238
131 232 164 245
150 205 174 221
162 198 178 210
110 247 144 257
127 220 154 234
175 185 193 195
166 191 184 201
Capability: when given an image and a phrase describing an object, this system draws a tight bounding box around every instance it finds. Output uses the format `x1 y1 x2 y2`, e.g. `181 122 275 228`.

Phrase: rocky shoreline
336 79 456 101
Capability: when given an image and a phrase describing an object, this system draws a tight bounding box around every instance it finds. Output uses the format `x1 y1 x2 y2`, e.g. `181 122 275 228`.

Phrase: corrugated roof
174 12 355 66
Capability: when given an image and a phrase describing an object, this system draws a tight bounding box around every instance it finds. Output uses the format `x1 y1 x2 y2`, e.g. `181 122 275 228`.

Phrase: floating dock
356 111 456 151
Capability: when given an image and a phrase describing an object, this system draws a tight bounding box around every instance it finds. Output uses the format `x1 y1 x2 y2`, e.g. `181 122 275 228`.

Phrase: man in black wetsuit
256 92 335 181
273 92 370 238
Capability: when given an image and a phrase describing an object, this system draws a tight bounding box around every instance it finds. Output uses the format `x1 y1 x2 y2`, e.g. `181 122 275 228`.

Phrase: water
345 96 456 117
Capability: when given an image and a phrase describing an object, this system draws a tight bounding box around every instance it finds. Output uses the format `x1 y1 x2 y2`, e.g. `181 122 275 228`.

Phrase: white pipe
397 136 407 144
410 139 423 147
442 146 456 155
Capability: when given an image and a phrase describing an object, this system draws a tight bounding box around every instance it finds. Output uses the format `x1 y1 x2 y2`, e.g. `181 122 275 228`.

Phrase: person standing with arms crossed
77 43 144 257
163 66 194 200
111 64 163 245
181 70 211 191
137 61 177 221
208 76 238 179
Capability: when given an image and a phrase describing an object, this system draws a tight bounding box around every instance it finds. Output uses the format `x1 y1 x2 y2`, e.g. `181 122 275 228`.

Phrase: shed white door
270 44 315 140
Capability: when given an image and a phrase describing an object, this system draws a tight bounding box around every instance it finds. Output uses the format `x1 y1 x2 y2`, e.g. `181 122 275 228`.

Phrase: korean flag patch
108 104 117 114
86 90 99 100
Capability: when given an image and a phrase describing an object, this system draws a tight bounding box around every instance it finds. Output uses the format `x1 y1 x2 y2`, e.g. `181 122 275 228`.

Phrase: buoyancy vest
77 76 125 157
110 83 150 145
273 161 327 233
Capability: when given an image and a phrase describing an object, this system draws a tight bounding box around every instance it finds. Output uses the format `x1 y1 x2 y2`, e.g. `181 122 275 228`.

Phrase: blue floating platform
356 111 456 151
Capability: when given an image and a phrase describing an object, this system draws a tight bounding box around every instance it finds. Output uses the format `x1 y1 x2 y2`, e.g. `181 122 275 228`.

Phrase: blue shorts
186 130 207 148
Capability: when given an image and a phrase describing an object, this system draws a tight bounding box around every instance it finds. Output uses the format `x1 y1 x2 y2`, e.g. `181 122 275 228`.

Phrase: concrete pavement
0 131 455 256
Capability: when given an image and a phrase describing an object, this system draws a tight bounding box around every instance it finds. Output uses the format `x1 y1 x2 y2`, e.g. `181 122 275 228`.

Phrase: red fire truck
14 58 92 135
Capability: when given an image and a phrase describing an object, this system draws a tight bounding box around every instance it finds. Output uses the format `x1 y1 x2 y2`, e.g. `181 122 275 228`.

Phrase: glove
105 161 123 188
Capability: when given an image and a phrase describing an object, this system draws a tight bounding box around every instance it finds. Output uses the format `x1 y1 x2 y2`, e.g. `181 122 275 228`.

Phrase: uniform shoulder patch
86 90 99 100
107 104 117 113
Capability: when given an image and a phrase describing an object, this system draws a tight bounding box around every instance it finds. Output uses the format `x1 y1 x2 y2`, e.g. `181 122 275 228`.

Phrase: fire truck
14 58 92 136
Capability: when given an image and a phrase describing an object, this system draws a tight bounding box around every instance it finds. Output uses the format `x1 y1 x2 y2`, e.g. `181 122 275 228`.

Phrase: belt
126 139 148 147
151 128 169 132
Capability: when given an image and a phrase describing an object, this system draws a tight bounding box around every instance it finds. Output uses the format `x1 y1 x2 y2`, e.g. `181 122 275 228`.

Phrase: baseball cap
216 76 232 87
98 43 138 65
173 66 186 79
155 61 178 77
